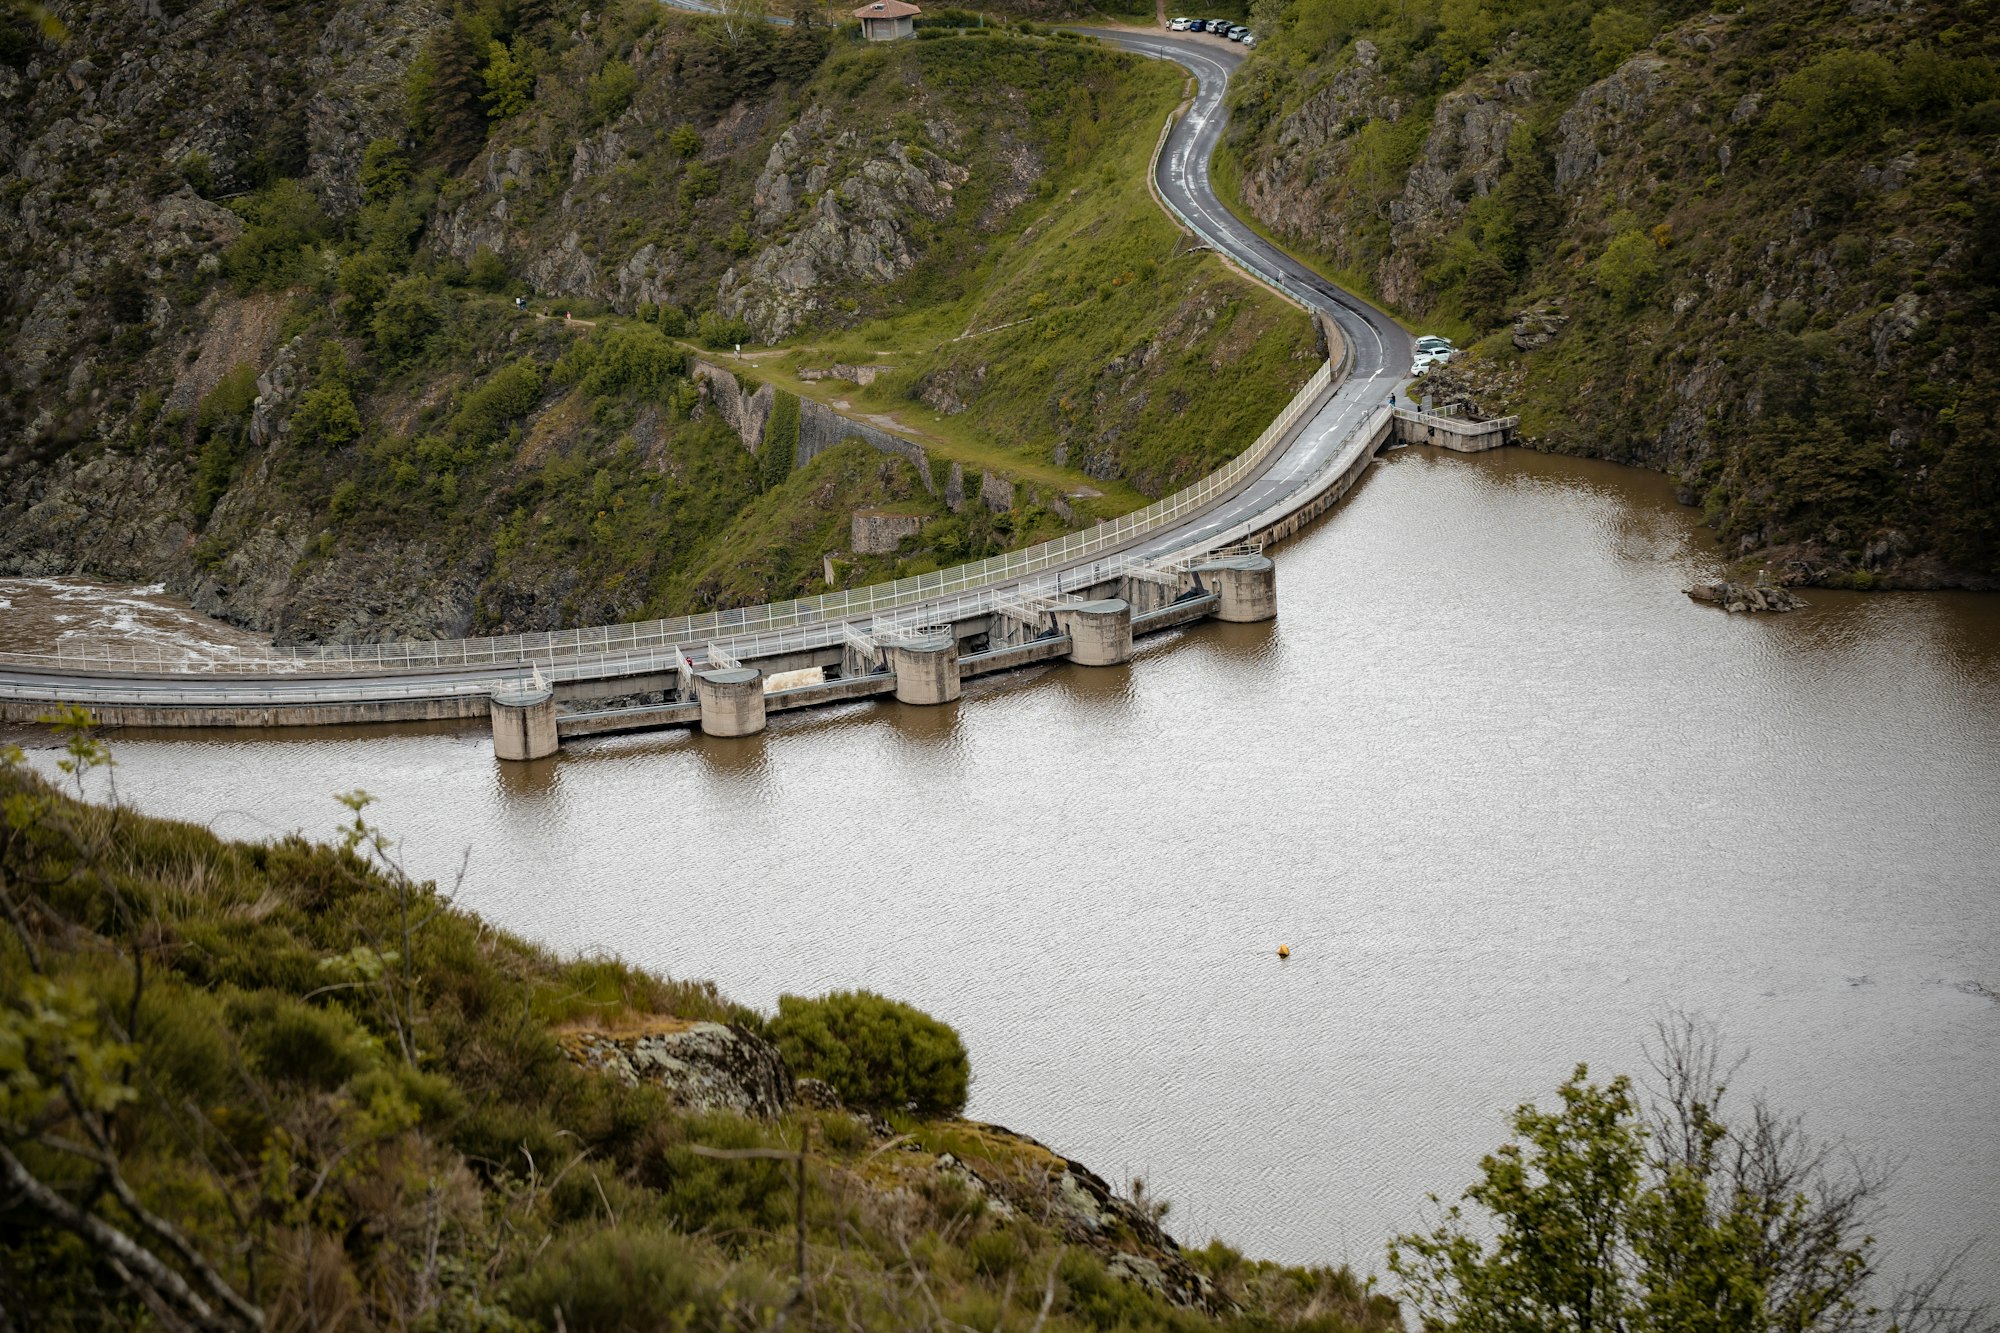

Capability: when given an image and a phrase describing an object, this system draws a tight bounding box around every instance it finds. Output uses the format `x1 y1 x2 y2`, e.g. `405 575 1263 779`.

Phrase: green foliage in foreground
770 989 972 1117
1389 1022 1990 1333
0 730 1403 1333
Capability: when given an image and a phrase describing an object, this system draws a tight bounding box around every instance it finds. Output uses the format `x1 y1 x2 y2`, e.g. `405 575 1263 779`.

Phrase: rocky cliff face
720 123 974 340
2 4 1230 640
1230 0 2000 588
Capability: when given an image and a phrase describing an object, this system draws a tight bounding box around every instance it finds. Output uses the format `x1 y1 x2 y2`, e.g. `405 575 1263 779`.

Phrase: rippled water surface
8 446 1998 1301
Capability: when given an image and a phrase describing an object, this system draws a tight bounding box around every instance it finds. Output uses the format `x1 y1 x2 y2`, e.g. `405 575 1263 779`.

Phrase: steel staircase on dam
0 31 1425 758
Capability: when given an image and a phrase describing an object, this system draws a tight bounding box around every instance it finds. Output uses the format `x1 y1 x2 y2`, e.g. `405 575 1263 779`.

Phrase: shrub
761 390 800 490
646 1112 800 1240
1772 49 1897 145
1587 8 1651 77
371 277 446 368
179 151 215 197
290 382 362 449
194 362 260 437
552 325 688 399
504 1227 783 1332
467 244 511 292
358 138 410 203
452 358 544 443
1594 228 1660 311
768 990 969 1116
481 38 536 119
588 58 638 127
695 310 752 349
226 991 376 1091
222 179 331 290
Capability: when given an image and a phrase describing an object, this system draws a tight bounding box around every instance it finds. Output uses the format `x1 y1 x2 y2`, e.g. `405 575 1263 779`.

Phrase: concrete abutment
490 687 558 761
889 635 961 705
1196 554 1277 623
1058 600 1134 667
696 668 767 737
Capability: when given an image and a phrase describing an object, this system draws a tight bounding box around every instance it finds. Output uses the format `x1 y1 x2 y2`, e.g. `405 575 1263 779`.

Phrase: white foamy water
0 576 273 666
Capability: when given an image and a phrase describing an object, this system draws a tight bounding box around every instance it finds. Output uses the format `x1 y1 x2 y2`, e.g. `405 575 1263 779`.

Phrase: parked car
1228 25 1250 40
1241 32 1258 46
1169 16 1191 30
1206 18 1231 32
1415 334 1455 355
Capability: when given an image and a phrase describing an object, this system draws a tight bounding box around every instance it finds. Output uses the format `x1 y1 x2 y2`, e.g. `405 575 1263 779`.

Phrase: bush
358 138 410 203
194 363 260 437
226 991 375 1091
1594 228 1660 311
1773 49 1898 145
504 1227 783 1332
552 325 688 399
179 151 215 197
222 179 331 290
695 310 752 349
588 58 638 127
452 358 543 443
371 276 446 369
467 244 510 292
768 990 969 1116
289 382 362 449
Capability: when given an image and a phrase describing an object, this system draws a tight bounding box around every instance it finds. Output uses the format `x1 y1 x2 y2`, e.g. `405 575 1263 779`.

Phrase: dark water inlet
6 445 1998 1302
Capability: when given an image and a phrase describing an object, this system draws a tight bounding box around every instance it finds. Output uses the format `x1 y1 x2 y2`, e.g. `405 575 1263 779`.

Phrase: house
854 0 919 40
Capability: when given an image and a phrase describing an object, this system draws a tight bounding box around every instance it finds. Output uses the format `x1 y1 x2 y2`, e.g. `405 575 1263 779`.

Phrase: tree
1595 228 1660 311
1588 9 1652 78
289 382 361 449
587 57 637 127
412 24 488 167
1390 1017 1992 1333
480 38 535 119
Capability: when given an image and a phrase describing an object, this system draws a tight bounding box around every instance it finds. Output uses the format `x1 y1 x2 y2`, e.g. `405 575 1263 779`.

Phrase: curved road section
0 30 1410 715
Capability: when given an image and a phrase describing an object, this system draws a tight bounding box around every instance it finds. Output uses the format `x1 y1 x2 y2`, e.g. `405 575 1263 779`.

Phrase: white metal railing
1 359 1338 683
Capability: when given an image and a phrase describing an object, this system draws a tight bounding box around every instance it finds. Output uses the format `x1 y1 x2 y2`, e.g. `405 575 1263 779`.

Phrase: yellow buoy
1277 944 1291 959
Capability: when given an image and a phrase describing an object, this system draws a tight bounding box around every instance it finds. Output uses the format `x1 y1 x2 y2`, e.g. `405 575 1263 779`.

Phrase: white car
1411 352 1445 376
1168 16 1191 29
1415 335 1455 356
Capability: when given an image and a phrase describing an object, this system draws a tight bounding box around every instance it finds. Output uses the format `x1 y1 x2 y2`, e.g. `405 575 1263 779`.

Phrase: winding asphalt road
0 26 1410 713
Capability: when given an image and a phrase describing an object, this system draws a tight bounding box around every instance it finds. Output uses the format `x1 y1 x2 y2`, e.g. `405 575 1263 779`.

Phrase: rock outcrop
719 134 971 341
1684 581 1808 613
561 1021 794 1119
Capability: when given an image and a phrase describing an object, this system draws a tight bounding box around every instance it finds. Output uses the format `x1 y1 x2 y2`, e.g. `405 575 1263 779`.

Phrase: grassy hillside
761 34 1322 503
0 727 1403 1332
1219 0 1999 589
0 3 1315 642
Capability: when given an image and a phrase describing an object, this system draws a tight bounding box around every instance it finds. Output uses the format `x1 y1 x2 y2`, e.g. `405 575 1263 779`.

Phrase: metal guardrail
1 360 1336 682
1 44 1385 700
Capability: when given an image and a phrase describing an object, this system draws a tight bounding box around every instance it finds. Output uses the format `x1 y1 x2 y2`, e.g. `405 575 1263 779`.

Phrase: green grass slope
0 732 1403 1333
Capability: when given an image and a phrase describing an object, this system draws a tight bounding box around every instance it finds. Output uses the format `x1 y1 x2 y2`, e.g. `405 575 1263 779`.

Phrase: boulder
561 1021 794 1119
1684 581 1808 613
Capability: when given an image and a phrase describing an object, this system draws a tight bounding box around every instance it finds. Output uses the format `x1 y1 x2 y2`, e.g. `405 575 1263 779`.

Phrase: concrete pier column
695 668 767 737
490 685 558 761
1059 599 1133 666
888 634 961 705
1198 553 1278 623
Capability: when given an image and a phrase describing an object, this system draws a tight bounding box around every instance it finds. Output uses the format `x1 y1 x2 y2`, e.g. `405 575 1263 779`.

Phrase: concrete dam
0 32 1518 759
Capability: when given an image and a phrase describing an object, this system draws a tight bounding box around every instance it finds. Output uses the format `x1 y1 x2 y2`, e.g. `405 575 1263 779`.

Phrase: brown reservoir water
7 445 1999 1300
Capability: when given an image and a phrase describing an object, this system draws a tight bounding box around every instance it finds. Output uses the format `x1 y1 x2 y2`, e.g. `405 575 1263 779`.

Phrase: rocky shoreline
559 1019 1228 1312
